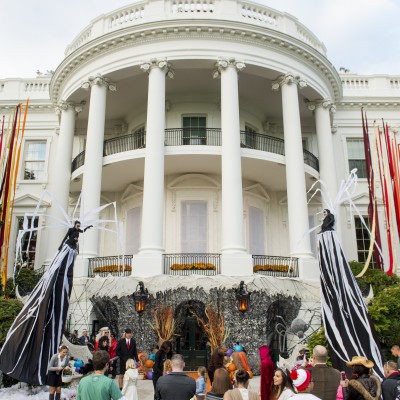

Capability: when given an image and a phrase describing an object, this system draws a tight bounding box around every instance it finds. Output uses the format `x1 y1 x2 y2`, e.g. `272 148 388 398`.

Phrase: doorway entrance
175 301 208 371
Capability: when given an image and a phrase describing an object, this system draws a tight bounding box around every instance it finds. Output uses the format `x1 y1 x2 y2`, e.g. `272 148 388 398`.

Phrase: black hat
124 328 132 333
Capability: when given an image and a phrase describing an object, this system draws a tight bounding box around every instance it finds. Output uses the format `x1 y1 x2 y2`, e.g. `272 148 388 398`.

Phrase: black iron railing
303 149 319 171
252 255 299 277
103 131 146 156
240 131 285 155
163 253 220 276
71 129 319 172
164 128 221 146
71 150 86 172
88 255 133 277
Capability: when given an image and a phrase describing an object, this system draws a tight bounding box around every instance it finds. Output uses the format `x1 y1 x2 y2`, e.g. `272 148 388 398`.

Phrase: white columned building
134 60 173 276
78 75 116 277
217 59 253 275
273 74 312 259
46 101 83 263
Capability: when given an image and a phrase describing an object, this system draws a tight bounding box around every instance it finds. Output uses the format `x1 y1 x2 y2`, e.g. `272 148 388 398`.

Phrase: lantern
133 281 149 315
235 281 251 313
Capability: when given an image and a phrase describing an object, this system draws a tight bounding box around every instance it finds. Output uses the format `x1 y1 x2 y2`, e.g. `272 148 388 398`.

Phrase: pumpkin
145 359 154 368
228 363 236 372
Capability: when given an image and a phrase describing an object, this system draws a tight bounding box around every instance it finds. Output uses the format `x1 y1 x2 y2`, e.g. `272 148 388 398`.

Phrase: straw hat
346 356 374 369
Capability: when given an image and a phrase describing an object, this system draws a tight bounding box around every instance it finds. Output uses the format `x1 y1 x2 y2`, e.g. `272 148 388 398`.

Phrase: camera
304 350 310 360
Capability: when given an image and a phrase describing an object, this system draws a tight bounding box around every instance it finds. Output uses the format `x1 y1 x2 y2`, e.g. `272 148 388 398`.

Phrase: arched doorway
175 300 208 371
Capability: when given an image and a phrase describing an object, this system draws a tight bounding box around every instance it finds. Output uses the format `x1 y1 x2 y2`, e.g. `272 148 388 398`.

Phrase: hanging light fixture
235 281 251 313
133 281 149 315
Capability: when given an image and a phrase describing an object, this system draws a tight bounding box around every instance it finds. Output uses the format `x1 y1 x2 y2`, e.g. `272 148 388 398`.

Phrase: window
347 139 367 178
355 216 372 263
181 201 207 252
248 206 265 254
23 141 46 180
17 216 38 268
125 207 141 254
182 116 206 145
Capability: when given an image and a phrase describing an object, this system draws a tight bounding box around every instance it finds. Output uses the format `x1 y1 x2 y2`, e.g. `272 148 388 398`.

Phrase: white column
215 59 252 276
134 60 173 276
272 73 312 258
308 99 338 207
46 102 84 262
79 75 116 273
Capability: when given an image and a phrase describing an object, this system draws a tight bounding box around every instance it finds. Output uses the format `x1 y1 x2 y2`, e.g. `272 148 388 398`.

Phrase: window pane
23 141 46 180
347 139 367 178
354 216 375 267
17 217 38 268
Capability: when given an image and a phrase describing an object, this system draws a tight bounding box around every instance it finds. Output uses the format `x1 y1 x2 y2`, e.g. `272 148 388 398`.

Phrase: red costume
259 345 274 400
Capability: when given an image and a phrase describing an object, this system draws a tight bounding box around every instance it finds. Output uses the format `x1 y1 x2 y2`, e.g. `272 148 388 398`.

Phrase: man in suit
116 328 139 389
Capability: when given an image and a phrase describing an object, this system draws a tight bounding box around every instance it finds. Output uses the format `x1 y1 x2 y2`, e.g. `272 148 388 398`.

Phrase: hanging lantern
235 281 251 313
133 281 149 315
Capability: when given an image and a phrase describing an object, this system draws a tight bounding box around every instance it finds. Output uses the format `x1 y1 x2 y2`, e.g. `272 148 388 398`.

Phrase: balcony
163 253 220 276
252 255 299 277
71 129 319 173
88 255 133 277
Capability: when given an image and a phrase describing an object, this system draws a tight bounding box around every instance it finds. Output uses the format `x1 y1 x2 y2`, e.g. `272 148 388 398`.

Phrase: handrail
252 255 299 277
71 128 319 172
163 253 220 275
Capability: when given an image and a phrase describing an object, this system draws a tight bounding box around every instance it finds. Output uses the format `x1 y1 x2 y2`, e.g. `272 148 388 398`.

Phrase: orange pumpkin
228 363 236 372
145 359 154 368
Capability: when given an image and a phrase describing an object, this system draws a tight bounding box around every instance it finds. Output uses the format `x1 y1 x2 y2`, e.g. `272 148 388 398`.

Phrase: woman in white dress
122 358 138 400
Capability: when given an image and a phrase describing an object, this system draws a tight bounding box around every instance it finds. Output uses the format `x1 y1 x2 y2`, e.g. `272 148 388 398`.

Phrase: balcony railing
88 255 133 277
71 129 319 172
163 253 220 275
252 255 299 277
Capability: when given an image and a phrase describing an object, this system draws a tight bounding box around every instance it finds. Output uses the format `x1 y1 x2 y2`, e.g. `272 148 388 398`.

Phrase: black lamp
236 280 251 313
133 281 149 315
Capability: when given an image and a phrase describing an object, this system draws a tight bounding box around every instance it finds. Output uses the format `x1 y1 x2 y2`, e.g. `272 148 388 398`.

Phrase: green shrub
307 327 332 366
349 260 400 296
0 297 23 346
368 285 400 345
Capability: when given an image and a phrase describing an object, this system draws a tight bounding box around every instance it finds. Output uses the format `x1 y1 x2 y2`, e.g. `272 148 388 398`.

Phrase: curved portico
48 0 342 277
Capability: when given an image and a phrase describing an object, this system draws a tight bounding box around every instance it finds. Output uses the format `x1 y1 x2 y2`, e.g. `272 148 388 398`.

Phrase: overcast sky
1 0 399 79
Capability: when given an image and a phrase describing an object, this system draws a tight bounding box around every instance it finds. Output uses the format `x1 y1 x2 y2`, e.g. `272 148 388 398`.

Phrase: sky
1 0 400 79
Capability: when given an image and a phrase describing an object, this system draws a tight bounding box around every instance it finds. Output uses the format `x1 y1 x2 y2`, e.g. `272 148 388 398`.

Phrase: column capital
140 59 175 79
271 73 307 91
306 98 336 113
81 74 117 91
55 101 86 115
212 58 246 78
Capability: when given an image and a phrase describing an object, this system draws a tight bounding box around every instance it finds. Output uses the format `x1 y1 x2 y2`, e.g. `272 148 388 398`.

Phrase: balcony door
182 116 206 145
248 206 265 255
181 201 207 253
126 207 141 255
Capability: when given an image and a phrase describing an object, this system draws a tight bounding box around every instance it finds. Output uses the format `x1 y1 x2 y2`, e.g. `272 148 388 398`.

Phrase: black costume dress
0 226 86 385
317 214 384 379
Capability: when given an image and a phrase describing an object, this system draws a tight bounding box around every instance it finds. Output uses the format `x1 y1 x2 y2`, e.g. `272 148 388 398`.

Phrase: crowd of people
46 330 400 400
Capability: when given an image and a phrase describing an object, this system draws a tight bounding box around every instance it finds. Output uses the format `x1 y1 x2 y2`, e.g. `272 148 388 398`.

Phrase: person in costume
317 208 384 379
319 209 335 233
47 345 70 400
258 345 274 400
0 221 92 385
